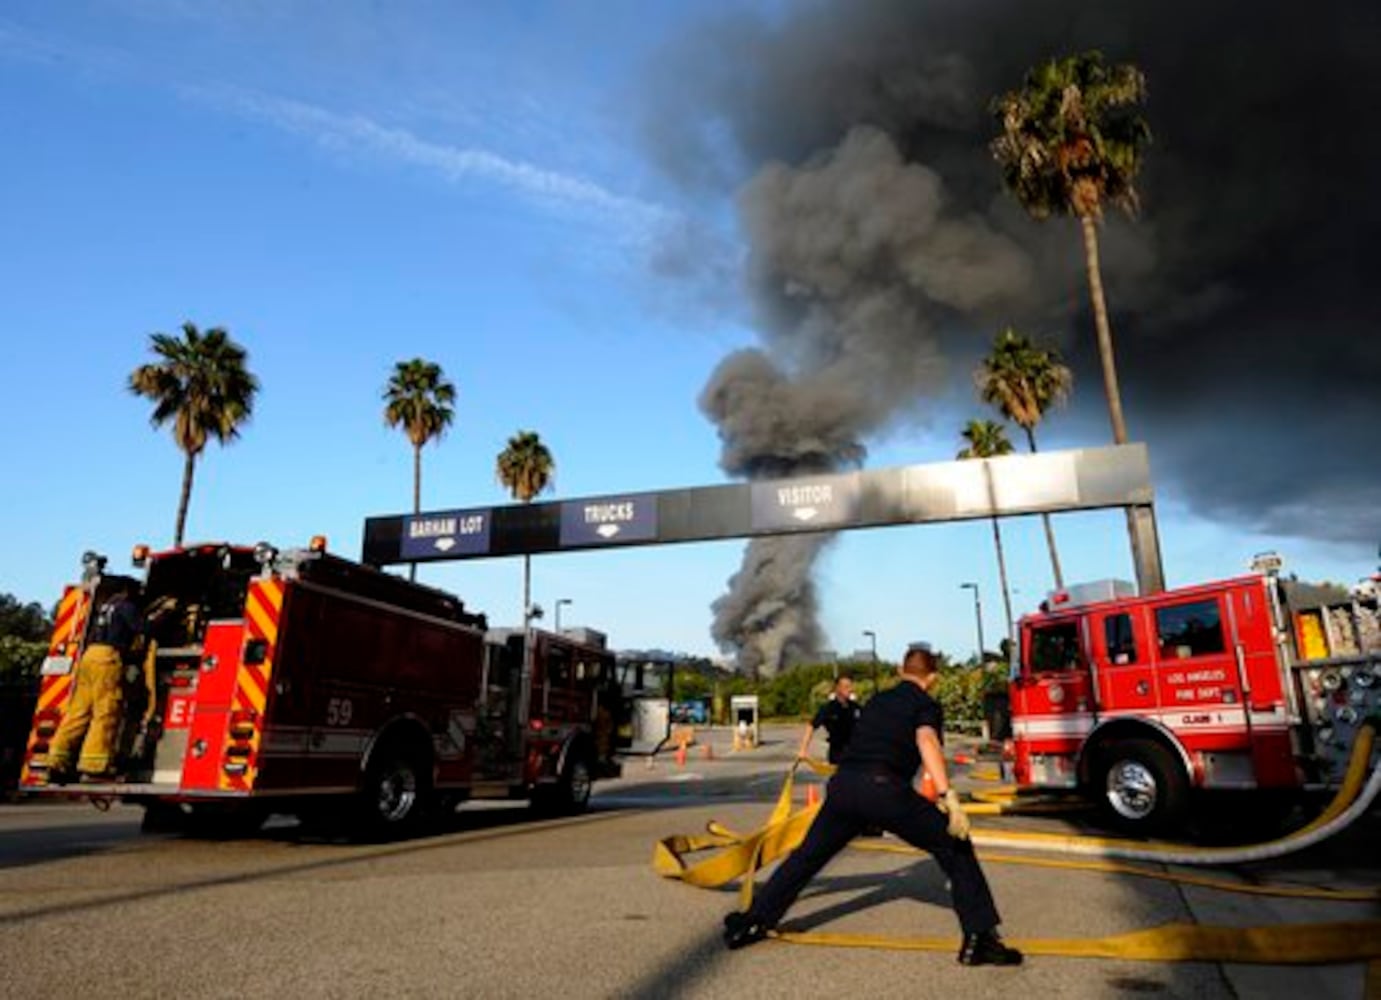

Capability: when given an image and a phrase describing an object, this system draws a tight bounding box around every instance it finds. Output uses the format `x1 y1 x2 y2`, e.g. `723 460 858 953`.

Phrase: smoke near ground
697 127 1032 673
709 534 830 678
644 0 1380 670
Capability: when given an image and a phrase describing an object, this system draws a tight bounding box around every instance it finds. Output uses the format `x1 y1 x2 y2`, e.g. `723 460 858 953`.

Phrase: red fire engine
20 540 627 836
1009 563 1381 833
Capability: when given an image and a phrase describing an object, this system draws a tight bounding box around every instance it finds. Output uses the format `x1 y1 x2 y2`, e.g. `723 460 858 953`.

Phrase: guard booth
615 655 673 754
730 694 759 751
630 697 671 754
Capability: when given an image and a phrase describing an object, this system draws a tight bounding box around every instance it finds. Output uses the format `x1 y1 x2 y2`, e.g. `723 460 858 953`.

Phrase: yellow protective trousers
48 644 125 775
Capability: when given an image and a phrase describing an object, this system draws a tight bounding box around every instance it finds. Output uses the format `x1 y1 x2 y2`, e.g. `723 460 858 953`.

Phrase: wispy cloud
0 17 136 75
3 18 674 247
194 86 667 232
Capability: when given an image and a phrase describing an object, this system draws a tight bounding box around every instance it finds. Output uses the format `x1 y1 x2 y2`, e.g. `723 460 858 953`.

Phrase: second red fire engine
1009 563 1381 832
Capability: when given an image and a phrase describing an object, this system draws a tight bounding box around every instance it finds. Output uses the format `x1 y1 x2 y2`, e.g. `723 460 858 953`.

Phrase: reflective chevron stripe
219 578 284 792
21 586 89 783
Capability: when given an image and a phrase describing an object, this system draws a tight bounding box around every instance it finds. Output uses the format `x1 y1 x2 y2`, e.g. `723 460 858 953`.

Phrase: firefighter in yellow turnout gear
48 580 144 782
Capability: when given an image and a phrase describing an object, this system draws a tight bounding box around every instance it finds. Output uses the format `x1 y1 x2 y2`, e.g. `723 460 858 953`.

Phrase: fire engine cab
20 540 627 837
1010 566 1381 833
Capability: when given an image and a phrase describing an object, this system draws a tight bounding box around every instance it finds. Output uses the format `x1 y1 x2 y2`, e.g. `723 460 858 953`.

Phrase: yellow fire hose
652 720 1381 969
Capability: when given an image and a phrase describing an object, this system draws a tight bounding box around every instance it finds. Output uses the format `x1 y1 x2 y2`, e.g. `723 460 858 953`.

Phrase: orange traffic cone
805 783 820 809
675 743 688 768
920 770 938 802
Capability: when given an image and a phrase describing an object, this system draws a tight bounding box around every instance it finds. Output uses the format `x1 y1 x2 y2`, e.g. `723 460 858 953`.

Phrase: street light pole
960 583 985 665
862 629 877 695
554 598 572 633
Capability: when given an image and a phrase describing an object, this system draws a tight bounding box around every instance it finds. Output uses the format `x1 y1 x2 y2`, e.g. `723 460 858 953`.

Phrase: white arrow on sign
434 537 456 552
596 524 621 539
792 507 819 522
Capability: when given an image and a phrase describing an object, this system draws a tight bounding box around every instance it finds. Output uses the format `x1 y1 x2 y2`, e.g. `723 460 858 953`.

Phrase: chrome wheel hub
568 761 592 804
378 765 418 822
1106 760 1157 820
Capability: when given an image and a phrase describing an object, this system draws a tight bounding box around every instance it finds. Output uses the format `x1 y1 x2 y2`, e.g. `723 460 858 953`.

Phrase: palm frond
496 430 555 503
974 327 1072 434
383 357 457 449
129 322 258 455
991 50 1150 221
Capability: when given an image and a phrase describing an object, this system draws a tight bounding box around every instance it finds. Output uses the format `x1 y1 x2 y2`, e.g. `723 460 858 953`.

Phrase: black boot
958 930 1023 966
722 911 771 950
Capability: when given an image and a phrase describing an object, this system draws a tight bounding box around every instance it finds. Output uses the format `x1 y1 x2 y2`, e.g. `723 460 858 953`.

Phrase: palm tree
991 51 1150 445
383 359 457 513
976 327 1072 588
129 322 259 547
958 419 1017 651
496 430 555 624
383 358 456 581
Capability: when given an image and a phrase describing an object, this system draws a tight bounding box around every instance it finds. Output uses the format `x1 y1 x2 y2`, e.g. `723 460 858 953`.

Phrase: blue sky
0 1 1371 664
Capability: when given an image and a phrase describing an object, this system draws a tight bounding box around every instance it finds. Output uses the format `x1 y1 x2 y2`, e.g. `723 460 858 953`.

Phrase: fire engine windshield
1028 621 1085 674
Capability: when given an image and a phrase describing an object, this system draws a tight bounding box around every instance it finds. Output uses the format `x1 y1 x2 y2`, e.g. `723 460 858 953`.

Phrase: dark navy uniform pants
747 769 1001 936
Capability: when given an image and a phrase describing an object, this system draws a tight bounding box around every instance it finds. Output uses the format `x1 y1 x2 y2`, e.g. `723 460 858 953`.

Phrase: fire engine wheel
357 749 431 838
1094 740 1188 835
565 757 593 810
532 754 593 816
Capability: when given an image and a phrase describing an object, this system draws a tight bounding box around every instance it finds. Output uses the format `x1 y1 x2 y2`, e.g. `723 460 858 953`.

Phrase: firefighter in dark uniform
724 644 1022 966
47 578 144 783
799 675 861 764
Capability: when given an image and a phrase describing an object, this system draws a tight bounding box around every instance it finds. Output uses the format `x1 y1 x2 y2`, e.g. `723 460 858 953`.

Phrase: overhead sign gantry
362 443 1165 594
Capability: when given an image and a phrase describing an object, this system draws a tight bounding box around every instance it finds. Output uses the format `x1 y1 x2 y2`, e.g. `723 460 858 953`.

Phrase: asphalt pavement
0 724 1376 999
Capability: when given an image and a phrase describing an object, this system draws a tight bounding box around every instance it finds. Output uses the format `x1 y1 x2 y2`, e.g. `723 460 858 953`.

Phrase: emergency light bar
1042 579 1137 611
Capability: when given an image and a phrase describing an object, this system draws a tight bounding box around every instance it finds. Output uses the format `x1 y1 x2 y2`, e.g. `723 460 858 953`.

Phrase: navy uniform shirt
90 596 141 652
838 682 944 780
812 696 862 763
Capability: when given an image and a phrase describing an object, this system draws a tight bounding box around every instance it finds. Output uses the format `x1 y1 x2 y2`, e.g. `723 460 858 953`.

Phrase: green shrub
932 664 1008 725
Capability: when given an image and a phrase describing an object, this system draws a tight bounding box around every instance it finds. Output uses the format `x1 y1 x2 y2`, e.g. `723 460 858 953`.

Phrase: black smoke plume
646 1 1380 671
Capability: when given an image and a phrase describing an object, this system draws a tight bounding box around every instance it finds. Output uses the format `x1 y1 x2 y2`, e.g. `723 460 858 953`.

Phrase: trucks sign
560 495 657 547
400 509 492 560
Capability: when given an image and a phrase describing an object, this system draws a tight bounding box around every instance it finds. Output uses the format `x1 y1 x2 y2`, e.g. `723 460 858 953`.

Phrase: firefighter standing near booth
47 578 143 783
799 675 861 764
724 644 1023 966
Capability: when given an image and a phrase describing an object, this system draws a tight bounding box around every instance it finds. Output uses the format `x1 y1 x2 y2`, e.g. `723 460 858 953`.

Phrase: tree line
0 595 51 686
670 656 1006 728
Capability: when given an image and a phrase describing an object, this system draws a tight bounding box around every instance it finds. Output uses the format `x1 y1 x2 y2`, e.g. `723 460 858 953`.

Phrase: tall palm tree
976 327 1072 588
496 430 555 624
383 358 456 581
991 50 1150 445
958 419 1017 651
129 322 259 547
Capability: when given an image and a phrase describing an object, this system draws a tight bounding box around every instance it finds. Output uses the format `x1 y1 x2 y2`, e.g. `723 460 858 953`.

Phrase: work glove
130 724 150 762
938 787 971 841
